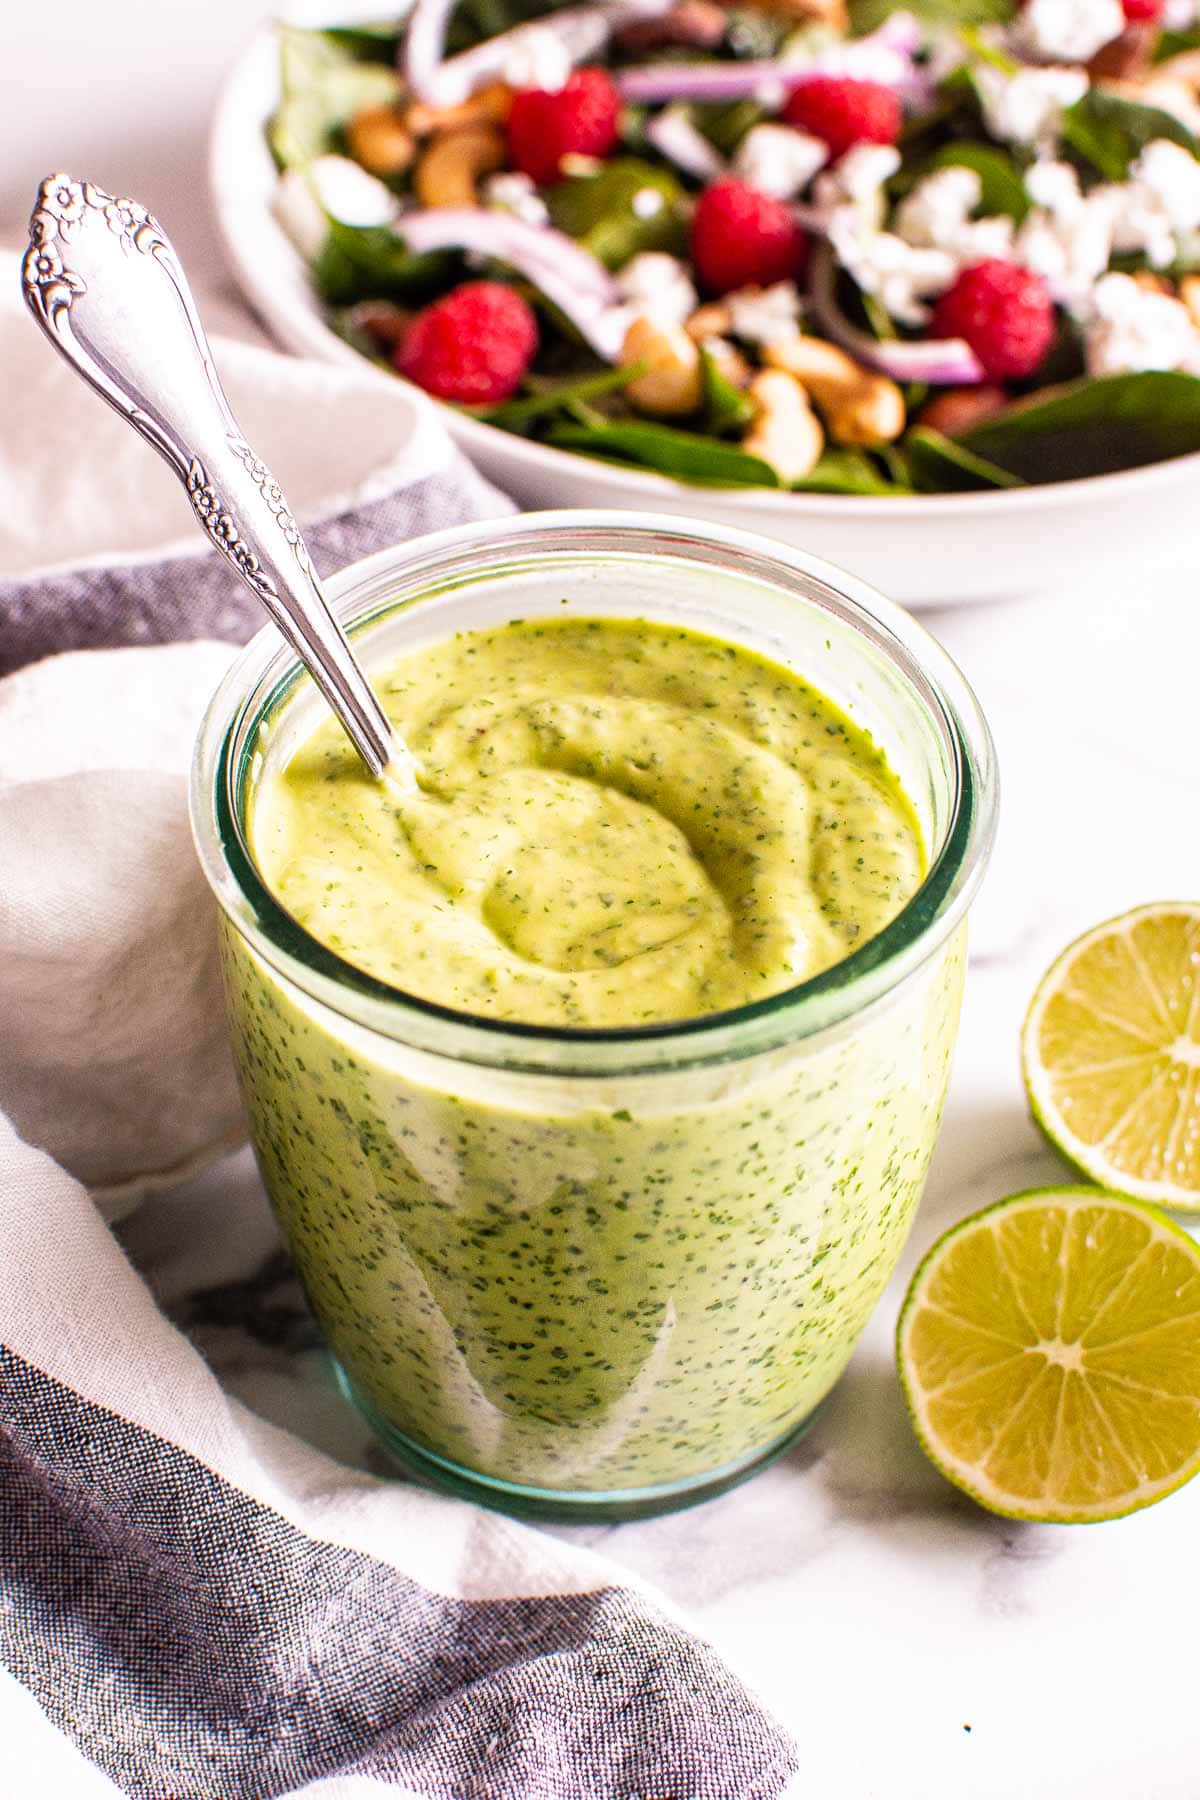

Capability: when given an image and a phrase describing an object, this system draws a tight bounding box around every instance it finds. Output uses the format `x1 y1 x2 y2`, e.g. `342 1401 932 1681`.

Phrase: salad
269 0 1200 494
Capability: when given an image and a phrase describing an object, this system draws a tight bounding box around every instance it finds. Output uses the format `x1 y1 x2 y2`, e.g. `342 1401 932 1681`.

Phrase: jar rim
190 511 997 1075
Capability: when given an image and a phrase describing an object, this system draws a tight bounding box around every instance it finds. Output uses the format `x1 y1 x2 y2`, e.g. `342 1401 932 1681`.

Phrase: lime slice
1022 902 1200 1211
897 1187 1200 1522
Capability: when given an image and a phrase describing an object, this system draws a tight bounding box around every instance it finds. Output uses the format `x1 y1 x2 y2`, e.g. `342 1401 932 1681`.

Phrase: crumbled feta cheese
828 212 958 325
1100 140 1200 269
1135 139 1200 238
1103 185 1177 268
895 166 980 245
814 144 902 229
754 78 789 112
817 151 981 325
614 253 699 328
1024 158 1082 216
974 65 1089 151
894 166 1016 266
924 29 972 87
1016 159 1115 310
733 125 828 201
503 23 572 93
1011 0 1124 65
726 282 804 344
1085 271 1200 375
1165 0 1199 27
632 187 665 220
482 171 550 229
272 157 398 261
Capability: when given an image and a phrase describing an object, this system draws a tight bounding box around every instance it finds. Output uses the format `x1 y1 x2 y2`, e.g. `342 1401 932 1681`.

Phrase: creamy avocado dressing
222 614 962 1504
251 618 924 1027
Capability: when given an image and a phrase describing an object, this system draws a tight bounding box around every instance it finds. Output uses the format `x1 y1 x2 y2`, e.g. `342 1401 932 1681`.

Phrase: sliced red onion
402 0 457 103
618 60 798 105
873 10 922 57
618 16 925 107
409 0 675 107
644 105 727 182
809 244 986 385
398 208 626 356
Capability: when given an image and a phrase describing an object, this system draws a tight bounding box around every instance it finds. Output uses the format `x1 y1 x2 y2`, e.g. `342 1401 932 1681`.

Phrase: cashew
406 82 513 138
346 105 416 176
1103 50 1200 116
1142 49 1200 89
1132 270 1176 297
742 369 824 484
1181 276 1200 333
619 315 704 416
747 0 847 26
684 301 733 341
763 335 905 446
414 125 507 209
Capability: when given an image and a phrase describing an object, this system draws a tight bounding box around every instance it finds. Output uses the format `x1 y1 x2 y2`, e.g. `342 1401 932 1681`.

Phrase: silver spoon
20 172 412 785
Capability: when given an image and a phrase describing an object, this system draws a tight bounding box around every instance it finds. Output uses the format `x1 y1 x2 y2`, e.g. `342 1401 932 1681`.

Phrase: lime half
1023 903 1200 1211
897 1187 1200 1523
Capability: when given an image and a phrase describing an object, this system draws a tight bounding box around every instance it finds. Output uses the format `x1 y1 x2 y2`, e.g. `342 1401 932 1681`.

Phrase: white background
5 6 1200 1798
0 1 280 269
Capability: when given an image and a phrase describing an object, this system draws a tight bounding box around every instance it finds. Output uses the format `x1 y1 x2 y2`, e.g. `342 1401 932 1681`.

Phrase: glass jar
191 513 996 1521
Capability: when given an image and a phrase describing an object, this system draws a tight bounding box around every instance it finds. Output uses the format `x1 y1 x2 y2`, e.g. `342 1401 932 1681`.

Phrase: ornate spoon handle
21 173 400 780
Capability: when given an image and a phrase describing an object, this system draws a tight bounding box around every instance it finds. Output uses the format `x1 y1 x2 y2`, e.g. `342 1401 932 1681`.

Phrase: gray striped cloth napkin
0 262 798 1798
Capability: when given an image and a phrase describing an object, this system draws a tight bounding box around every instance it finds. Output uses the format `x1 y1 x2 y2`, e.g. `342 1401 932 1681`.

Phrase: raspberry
931 260 1056 383
782 77 902 161
506 68 621 186
689 178 810 295
1121 0 1163 19
396 281 538 404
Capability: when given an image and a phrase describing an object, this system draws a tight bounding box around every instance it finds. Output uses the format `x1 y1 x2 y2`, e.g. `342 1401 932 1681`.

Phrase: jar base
334 1362 827 1522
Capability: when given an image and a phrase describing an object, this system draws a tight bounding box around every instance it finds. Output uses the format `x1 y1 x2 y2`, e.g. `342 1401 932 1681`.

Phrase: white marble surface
14 5 1200 1793
120 567 1200 1800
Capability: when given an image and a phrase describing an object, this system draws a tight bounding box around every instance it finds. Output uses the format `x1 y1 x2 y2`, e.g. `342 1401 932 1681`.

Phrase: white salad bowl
210 10 1200 609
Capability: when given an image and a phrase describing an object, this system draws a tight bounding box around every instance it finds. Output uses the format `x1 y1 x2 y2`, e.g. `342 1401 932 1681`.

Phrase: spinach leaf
474 366 642 429
906 427 1026 491
320 24 402 61
313 221 459 304
546 160 687 268
546 420 782 485
700 348 755 435
270 25 401 169
849 0 1013 32
793 449 913 495
691 99 764 157
1061 90 1199 181
446 0 566 56
328 305 394 364
1157 28 1200 60
957 371 1200 482
927 142 1032 222
618 102 652 156
1033 312 1086 388
858 288 897 340
875 441 915 487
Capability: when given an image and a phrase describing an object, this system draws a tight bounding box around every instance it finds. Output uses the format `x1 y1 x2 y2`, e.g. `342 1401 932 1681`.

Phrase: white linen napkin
0 256 797 1796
